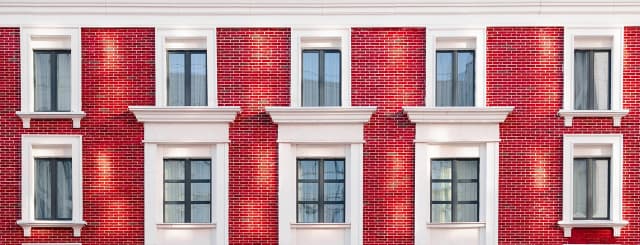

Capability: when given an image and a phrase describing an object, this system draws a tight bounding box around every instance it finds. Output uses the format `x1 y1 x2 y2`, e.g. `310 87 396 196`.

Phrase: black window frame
573 49 612 110
435 50 476 107
163 158 212 223
296 158 346 223
166 50 208 106
34 157 72 221
573 157 611 220
33 50 71 112
430 158 479 223
301 49 342 107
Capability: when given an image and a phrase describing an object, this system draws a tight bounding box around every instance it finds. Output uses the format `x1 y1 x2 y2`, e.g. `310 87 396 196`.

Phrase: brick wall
352 27 425 244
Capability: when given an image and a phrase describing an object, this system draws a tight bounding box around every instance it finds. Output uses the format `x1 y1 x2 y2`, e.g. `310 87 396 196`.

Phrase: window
574 50 610 110
297 159 345 223
35 158 72 220
167 50 207 106
163 159 211 223
34 50 71 112
573 158 610 220
431 159 479 223
436 51 475 107
302 50 341 106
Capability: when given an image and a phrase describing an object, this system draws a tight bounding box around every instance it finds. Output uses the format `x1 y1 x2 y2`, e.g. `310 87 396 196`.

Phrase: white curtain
455 52 475 106
35 159 51 219
190 53 207 106
573 159 588 218
57 53 71 111
574 51 590 110
323 52 341 106
592 159 609 218
35 53 51 112
168 53 185 106
302 52 319 106
594 52 610 110
436 52 453 106
57 160 73 219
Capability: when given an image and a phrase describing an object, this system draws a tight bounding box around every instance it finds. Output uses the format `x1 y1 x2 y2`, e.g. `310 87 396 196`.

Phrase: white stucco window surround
17 27 85 128
129 106 240 245
266 106 376 245
558 134 627 237
155 28 217 107
404 106 513 245
426 27 486 107
18 135 85 237
290 28 351 107
558 27 628 127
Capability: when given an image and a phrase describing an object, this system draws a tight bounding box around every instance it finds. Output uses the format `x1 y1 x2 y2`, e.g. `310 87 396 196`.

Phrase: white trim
266 107 375 124
18 135 85 237
290 223 351 229
129 106 239 123
291 28 351 107
426 27 486 107
403 106 513 124
560 27 626 127
426 222 486 229
18 27 83 128
155 28 217 107
156 223 217 229
559 134 627 237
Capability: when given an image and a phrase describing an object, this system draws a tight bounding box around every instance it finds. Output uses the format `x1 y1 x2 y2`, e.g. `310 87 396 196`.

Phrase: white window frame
291 28 351 107
426 27 486 107
156 28 217 107
18 135 85 237
558 134 627 237
558 27 628 127
17 27 84 128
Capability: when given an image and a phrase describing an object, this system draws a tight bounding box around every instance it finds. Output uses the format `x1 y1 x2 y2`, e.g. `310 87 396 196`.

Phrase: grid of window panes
297 159 345 223
167 50 207 106
431 159 479 223
35 158 72 220
302 50 341 107
435 50 475 107
163 159 211 223
573 158 610 220
34 50 71 112
574 50 611 110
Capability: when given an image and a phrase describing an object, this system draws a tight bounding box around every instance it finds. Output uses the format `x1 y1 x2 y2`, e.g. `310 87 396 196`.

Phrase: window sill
403 106 514 124
16 111 86 128
17 219 87 237
290 223 351 229
557 109 629 127
128 106 240 123
558 220 628 237
156 223 216 230
427 222 486 229
266 106 377 124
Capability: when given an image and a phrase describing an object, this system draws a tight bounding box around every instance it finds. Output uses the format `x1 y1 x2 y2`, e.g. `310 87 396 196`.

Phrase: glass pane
164 183 185 201
190 52 207 106
324 204 345 223
191 183 211 201
573 159 587 219
164 204 185 223
297 183 318 201
168 52 186 106
324 183 345 202
431 183 451 201
298 160 318 180
56 53 71 111
323 51 341 106
431 204 451 223
56 160 73 219
456 160 478 180
191 204 211 223
297 204 318 223
455 52 474 106
302 51 320 106
324 160 345 180
457 183 478 202
35 159 52 219
34 52 52 112
436 52 453 106
164 160 185 180
431 160 451 179
574 51 589 110
456 204 478 222
593 52 610 110
191 160 211 180
592 159 609 218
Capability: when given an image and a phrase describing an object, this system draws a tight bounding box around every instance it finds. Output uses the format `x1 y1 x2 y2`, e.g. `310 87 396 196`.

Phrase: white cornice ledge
16 111 86 128
558 109 629 127
403 107 514 124
129 106 240 123
17 219 87 237
266 106 376 124
558 220 628 237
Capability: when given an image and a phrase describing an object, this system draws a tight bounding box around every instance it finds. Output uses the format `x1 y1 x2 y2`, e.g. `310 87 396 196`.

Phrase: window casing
435 50 475 107
573 158 610 220
574 50 611 110
34 50 71 112
296 158 345 223
430 158 479 223
167 50 207 106
302 50 342 107
163 158 212 223
35 158 73 221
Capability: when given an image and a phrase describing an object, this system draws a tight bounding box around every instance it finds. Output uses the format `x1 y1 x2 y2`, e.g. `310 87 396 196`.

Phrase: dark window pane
431 160 452 179
436 52 453 106
35 159 52 219
324 183 345 202
455 52 474 106
164 183 185 201
302 52 320 106
35 159 72 220
430 158 479 223
298 160 318 180
164 160 185 180
296 159 346 223
431 183 451 202
191 183 210 202
455 160 478 180
191 160 211 180
574 50 611 110
297 204 318 223
573 158 610 220
168 52 186 106
431 204 451 223
323 52 341 106
297 183 318 201
190 53 207 106
324 160 345 180
455 204 478 222
164 204 185 223
35 53 52 112
163 159 212 223
324 204 345 223
191 204 211 223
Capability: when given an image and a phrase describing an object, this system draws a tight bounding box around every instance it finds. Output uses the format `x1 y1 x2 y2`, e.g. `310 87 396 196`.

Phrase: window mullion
586 159 593 220
185 52 192 106
50 53 58 112
185 159 191 223
319 51 325 106
588 51 595 110
50 159 58 220
318 159 324 222
451 160 457 222
452 51 458 107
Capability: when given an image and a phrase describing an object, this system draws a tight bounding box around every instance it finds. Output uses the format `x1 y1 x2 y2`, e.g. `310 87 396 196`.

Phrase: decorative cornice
403 106 514 124
16 111 86 128
266 106 376 124
128 106 240 123
557 109 629 127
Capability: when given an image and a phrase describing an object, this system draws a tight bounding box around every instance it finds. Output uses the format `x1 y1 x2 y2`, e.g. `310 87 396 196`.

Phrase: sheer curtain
190 53 207 106
35 159 52 219
57 160 73 219
594 52 610 110
57 53 71 111
592 159 609 218
323 52 341 106
455 52 475 106
573 159 587 218
302 52 319 106
168 53 186 106
574 51 590 110
436 52 453 106
35 53 51 112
